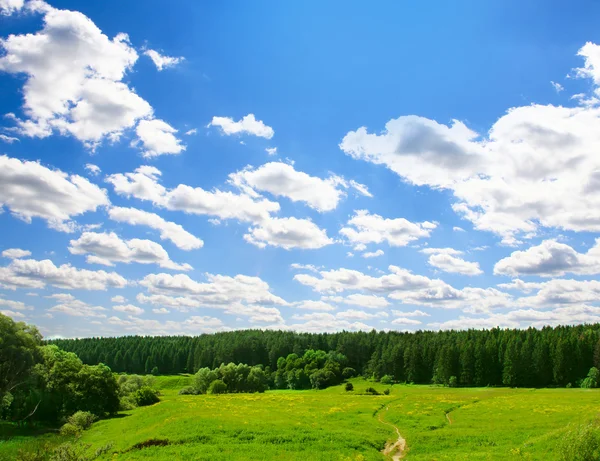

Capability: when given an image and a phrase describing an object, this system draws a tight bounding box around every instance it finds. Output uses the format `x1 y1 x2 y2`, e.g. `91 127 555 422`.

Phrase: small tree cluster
183 363 268 395
274 350 347 390
117 375 159 409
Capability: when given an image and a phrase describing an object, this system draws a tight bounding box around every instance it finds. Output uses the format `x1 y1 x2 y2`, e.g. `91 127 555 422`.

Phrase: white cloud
0 257 127 290
391 309 430 317
0 134 19 143
0 310 25 319
494 239 600 277
111 295 127 303
2 248 31 259
185 128 197 135
391 317 422 326
143 49 183 71
244 216 333 250
107 314 227 335
230 162 369 212
85 164 101 176
421 247 482 276
0 298 32 311
108 206 203 250
0 155 109 232
290 263 322 273
209 114 274 139
47 294 107 317
265 147 277 155
287 312 375 333
134 119 185 157
152 307 170 314
339 43 600 244
362 249 384 258
0 0 24 15
292 300 336 312
336 309 388 320
340 210 436 247
69 231 192 271
0 2 154 147
551 81 564 93
113 304 144 315
453 226 465 232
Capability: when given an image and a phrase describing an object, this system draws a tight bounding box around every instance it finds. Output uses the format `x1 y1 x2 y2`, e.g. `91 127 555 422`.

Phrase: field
1 377 599 460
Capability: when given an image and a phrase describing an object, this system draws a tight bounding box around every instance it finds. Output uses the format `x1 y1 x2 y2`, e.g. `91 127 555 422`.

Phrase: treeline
51 324 600 388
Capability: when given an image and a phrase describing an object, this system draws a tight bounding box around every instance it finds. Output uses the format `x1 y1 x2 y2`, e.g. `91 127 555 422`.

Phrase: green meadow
2 376 599 460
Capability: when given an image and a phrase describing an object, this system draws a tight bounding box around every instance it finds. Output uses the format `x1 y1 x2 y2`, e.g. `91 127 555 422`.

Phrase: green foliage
559 420 600 461
383 388 390 395
448 376 458 388
342 367 356 379
581 367 599 389
364 387 379 395
151 366 159 376
135 387 160 406
345 382 354 391
274 349 347 390
178 386 198 395
380 374 393 385
59 423 81 437
117 374 157 409
207 379 227 394
67 411 97 430
188 364 267 395
0 313 42 397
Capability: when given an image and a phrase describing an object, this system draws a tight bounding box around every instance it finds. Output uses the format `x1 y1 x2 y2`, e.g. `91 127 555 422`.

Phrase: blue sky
2 0 600 337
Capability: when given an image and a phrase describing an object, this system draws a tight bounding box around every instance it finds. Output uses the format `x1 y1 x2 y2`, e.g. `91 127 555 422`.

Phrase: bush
581 367 599 389
208 379 227 395
448 376 458 388
380 375 393 385
365 387 380 395
49 442 90 461
383 388 390 395
559 420 600 461
345 382 354 392
342 367 357 379
135 386 160 406
68 411 97 430
60 423 81 437
178 386 198 395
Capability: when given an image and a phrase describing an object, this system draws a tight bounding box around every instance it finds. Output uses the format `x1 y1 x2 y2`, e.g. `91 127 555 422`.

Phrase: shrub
208 379 227 395
59 423 80 437
383 388 390 395
178 386 198 395
559 420 600 461
345 382 354 392
365 387 380 395
581 367 599 389
68 411 97 430
135 386 160 406
448 376 458 388
380 375 393 385
49 442 91 461
151 367 159 376
342 367 357 379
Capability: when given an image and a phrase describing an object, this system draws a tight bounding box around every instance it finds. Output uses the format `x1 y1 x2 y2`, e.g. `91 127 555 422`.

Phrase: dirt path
377 406 407 460
445 411 453 425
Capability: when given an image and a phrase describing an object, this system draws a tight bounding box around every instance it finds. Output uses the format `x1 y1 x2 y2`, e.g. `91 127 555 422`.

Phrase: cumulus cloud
107 165 332 249
134 119 185 157
340 210 436 247
108 206 203 251
391 309 430 317
85 164 101 176
0 2 156 147
143 49 183 71
0 258 127 290
0 134 19 143
209 114 274 139
69 231 192 271
494 239 600 277
420 247 482 276
2 248 31 259
362 249 384 258
290 263 322 273
339 43 600 244
292 300 337 311
47 293 107 317
265 147 277 155
111 295 127 303
113 304 144 315
107 314 227 335
0 155 109 232
244 216 333 250
0 0 24 15
229 162 370 212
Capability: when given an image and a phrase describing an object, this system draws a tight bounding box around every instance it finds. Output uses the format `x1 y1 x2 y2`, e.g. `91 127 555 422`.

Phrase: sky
2 0 600 338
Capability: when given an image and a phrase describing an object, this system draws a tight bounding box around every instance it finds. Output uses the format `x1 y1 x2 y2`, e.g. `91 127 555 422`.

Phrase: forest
51 322 600 388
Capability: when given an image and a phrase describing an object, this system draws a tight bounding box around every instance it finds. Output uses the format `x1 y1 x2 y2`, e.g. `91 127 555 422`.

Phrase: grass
1 379 599 460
